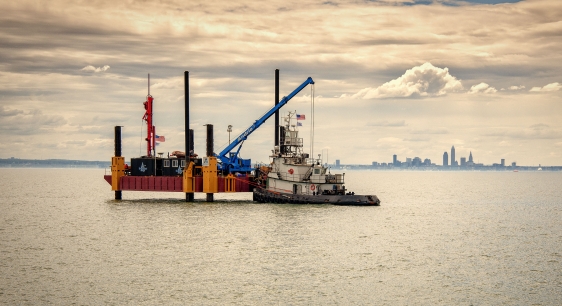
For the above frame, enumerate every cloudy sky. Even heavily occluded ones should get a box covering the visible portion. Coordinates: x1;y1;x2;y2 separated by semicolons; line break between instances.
1;0;561;166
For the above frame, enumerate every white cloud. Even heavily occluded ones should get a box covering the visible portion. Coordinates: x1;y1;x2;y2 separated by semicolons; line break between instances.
351;62;463;99
529;82;562;92
81;65;110;73
508;85;525;90
468;82;497;94
294;94;322;103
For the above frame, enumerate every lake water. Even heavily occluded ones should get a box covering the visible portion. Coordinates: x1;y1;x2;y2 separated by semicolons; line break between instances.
1;168;561;305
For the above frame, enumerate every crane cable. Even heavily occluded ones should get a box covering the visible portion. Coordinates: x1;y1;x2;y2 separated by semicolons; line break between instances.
310;84;314;161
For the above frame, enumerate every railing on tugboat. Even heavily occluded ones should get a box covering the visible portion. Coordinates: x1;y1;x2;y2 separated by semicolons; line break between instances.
275;172;345;184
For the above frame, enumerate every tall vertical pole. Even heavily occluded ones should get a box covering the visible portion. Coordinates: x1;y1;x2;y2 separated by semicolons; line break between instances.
274;69;279;147
206;124;214;157
185;71;190;159
189;129;194;156
185;71;194;202
114;126;122;200
206;124;214;202
115;126;122;159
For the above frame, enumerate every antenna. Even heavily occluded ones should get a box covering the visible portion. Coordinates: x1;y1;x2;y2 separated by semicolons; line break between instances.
148;73;150;95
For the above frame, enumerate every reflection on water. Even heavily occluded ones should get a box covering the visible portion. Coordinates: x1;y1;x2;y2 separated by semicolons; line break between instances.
1;169;561;304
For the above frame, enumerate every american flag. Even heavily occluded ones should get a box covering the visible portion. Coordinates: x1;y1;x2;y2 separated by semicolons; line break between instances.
155;135;166;142
296;114;305;120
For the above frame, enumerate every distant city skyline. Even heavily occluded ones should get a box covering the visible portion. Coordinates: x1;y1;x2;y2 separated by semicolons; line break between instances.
388;145;524;168
331;156;560;171
333;143;556;169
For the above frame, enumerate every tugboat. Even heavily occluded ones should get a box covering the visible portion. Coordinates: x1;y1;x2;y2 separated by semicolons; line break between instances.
253;112;380;206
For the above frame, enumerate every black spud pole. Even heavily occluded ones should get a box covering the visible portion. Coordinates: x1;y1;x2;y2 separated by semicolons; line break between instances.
185;71;194;202
114;125;122;200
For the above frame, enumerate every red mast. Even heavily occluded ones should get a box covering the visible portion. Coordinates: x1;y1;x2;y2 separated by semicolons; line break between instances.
142;74;154;157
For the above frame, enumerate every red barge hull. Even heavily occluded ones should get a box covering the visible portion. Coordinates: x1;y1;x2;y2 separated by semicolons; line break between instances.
104;175;251;193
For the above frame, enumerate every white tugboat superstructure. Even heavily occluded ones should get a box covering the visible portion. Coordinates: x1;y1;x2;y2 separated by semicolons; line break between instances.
253;112;380;206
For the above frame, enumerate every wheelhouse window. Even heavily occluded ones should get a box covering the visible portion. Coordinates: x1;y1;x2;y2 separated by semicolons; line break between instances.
164;160;170;167
172;160;178;167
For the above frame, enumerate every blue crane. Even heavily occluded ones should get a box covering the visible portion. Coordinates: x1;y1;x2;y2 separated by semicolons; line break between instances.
217;77;315;173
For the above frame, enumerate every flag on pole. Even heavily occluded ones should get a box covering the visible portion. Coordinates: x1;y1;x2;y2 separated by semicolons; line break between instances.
155;135;166;142
296;114;305;120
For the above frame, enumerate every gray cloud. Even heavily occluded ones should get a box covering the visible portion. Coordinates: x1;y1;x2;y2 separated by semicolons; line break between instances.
0;106;24;117
0;107;66;136
530;123;549;129
483;124;562;140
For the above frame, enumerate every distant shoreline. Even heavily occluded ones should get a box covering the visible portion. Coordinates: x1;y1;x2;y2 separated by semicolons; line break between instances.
0;158;110;169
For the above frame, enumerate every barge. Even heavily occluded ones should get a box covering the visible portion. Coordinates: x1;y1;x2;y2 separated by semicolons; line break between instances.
104;70;380;206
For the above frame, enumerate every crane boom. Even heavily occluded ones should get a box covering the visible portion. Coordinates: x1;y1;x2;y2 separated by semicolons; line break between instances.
217;77;314;172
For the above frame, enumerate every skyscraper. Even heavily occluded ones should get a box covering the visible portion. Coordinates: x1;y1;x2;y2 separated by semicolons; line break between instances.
451;145;456;166
393;154;397;166
443;151;448;166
